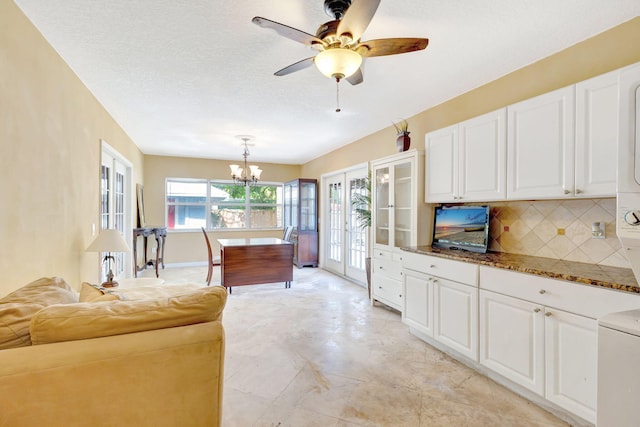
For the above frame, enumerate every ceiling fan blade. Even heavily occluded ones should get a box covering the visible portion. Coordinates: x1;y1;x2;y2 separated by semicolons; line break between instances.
347;67;364;85
252;17;325;47
337;0;381;41
356;38;429;57
274;57;316;76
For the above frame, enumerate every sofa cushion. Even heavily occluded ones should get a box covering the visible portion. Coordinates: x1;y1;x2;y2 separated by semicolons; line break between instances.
0;277;78;349
29;285;228;345
110;283;204;301
78;282;119;302
0;303;45;349
0;277;78;306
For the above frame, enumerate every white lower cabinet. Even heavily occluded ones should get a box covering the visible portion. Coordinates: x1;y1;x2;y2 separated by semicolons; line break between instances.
401;254;640;425
479;290;545;395
402;270;434;336
402;252;478;361
480;288;597;422
435;278;478;361
372;249;404;311
544;308;597;423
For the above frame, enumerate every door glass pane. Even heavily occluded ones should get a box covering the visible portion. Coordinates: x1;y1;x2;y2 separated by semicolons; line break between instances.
375;167;390;246
328;182;342;262
113;169;125;277
349;177;367;270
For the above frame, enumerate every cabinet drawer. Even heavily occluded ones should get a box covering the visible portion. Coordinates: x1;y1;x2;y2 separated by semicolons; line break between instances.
402;251;478;286
373;276;402;308
480;266;640;319
373;257;402;280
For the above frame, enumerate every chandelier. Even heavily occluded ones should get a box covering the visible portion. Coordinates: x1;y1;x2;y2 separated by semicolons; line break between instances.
229;135;262;186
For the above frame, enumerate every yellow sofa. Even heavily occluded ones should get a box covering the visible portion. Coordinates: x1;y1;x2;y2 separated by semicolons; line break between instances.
0;278;227;427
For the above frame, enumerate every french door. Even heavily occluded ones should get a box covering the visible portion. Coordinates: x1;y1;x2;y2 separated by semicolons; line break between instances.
99;141;133;281
322;165;368;285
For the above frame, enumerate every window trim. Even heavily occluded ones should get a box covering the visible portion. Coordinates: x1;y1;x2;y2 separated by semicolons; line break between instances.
165;177;284;231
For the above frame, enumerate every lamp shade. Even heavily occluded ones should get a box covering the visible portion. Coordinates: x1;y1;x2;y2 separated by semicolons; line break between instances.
315;48;362;79
86;229;130;253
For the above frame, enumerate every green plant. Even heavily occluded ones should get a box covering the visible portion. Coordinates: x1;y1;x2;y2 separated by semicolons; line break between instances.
351;173;371;229
392;119;409;134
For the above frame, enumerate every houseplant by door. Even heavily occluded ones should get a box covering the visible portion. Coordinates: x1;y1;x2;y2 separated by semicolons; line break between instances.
352;173;372;296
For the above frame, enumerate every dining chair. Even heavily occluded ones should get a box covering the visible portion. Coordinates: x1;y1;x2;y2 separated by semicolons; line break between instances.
201;227;214;286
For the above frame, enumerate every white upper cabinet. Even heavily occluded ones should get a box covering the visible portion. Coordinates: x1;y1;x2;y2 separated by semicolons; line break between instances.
425;108;506;203
425;125;458;202
459;109;507;201
575;70;619;197
507;86;576;200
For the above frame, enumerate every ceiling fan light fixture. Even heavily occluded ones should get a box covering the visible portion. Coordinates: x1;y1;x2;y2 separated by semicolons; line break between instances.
315;48;362;80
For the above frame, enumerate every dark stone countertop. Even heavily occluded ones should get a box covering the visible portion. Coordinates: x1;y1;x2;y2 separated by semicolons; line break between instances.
401;246;640;294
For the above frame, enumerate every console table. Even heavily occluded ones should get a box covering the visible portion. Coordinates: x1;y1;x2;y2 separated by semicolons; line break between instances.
218;238;293;293
133;227;167;277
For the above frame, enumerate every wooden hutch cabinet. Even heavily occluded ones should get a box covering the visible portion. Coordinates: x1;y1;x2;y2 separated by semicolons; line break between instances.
283;178;318;268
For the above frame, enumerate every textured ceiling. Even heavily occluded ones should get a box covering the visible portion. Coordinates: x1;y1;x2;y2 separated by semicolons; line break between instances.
13;0;640;164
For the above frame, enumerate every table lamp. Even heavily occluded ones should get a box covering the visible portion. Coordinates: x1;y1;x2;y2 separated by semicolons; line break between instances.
86;229;130;287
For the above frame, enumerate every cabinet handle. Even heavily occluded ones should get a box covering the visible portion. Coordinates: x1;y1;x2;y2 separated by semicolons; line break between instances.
564;189;571;195
388;204;394;208
378;286;382;289
432;279;438;284
430;264;436;268
576;189;583;194
539;289;546;294
379;266;383;270
545;312;552;317
534;308;541;313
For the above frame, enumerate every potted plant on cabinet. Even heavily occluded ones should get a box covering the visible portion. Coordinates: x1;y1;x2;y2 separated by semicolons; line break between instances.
393;119;411;152
352;173;372;296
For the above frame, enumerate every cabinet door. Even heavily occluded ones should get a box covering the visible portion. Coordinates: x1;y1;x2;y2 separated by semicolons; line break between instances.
392;159;413;248
479;290;545;395
507;86;575;200
299;180;317;231
545;308;597;423
402;270;434;337
434;278;478;361
459;108;507;201
425;125;458;203
373;165;391;247
575;70;618;198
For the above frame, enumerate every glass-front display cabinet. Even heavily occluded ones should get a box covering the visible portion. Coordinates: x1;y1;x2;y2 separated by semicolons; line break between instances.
372;155;415;250
283;178;318;267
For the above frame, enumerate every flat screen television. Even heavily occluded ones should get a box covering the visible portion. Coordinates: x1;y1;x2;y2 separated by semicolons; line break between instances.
432;205;490;253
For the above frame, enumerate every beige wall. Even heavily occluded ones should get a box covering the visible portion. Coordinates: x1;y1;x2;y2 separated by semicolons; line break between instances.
1;1;144;295
143;155;301;263
301;17;640;179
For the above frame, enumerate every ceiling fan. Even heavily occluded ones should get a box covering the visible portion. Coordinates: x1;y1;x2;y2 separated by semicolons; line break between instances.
252;0;429;85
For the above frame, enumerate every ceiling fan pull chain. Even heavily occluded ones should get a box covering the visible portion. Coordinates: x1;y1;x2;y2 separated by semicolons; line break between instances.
335;78;341;113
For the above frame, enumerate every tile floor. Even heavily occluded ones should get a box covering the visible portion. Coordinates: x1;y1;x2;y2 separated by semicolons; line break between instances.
150;266;571;427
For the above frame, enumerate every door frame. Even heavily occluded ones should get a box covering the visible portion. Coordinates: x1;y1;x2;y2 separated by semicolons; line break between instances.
320;162;368;284
100;139;134;280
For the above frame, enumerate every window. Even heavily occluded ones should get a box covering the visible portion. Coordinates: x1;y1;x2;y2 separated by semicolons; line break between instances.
166;178;283;230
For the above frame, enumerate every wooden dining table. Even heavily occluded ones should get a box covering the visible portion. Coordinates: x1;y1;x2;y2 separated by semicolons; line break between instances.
217;237;294;292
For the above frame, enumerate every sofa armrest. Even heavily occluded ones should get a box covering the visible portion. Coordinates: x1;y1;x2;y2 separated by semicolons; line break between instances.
0;321;224;427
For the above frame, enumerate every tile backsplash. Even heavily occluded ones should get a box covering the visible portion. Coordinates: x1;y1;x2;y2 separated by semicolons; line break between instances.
480;198;629;269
